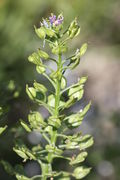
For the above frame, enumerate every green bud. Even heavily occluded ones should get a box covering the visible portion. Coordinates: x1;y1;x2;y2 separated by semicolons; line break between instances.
67;18;80;39
47;94;55;107
36;65;45;74
80;43;87;56
33;81;47;93
48;116;61;128
28;52;41;65
34;26;46;39
20;120;31;132
61;76;67;89
45;28;56;37
28;111;46;129
26;85;36;100
38;49;49;59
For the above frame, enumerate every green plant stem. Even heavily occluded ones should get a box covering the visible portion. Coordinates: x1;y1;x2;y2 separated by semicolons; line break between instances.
54;53;62;116
45;49;62;179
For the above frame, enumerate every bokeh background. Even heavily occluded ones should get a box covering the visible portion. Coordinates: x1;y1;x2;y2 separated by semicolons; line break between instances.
0;0;120;179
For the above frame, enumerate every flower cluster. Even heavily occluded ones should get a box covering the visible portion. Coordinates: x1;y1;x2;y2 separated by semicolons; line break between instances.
40;13;64;28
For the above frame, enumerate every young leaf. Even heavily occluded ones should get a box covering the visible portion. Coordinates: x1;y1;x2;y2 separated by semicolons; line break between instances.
79;135;94;150
70;152;88;165
13;147;28;160
73;166;91;179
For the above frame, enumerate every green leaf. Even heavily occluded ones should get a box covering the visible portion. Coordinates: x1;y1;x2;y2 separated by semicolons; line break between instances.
55;171;70;179
68;76;88;101
64;98;76;109
70;152;88;165
34;26;46;39
1;160;14;175
25;150;36;160
38;49;49;59
36;65;45;74
64;133;93;151
20;120;31;132
79;101;91;117
28;111;46;129
64;102;91;128
69;44;87;69
73;166;91;179
79;135;94;150
68;86;84;101
65;141;78;149
13;147;28;160
64;113;83;127
0;125;7;135
80;43;87;56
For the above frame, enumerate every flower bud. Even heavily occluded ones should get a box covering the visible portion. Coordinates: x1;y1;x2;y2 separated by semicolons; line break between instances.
67;18;80;39
34;26;46;39
38;49;49;60
26;85;36;100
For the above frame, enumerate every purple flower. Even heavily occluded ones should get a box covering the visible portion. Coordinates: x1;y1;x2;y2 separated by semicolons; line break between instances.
49;14;56;24
49;14;64;26
54;15;64;26
43;19;49;28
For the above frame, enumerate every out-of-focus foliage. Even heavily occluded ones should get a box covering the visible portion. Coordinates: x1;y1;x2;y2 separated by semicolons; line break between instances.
0;0;120;179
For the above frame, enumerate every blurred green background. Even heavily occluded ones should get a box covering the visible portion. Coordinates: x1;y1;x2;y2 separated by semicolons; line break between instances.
0;0;120;179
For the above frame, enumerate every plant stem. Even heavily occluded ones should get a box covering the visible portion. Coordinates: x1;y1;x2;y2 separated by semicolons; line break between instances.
46;49;62;178
54;53;62;116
